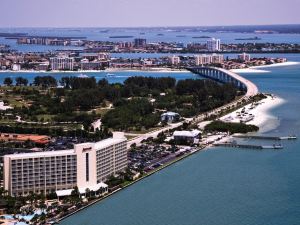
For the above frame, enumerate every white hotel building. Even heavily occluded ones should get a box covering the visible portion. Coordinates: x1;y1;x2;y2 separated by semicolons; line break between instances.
3;133;127;196
238;53;251;62
50;55;74;71
207;38;221;52
195;54;224;66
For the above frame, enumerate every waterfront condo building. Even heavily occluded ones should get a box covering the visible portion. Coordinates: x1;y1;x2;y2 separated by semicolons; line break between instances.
207;38;221;51
169;55;181;65
238;53;251;62
195;54;223;65
194;54;212;65
211;53;224;64
50;55;74;71
134;38;147;48
3;133;127;196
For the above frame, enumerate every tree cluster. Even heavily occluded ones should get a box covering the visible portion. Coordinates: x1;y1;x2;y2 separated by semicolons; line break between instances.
205;121;259;134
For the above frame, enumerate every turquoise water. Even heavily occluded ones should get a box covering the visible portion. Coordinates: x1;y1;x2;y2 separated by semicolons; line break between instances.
59;57;300;225
0;71;198;85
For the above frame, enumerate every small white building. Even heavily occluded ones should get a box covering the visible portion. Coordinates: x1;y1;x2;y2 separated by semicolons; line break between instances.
173;129;202;144
91;119;102;131
56;182;108;198
11;64;21;71
0;101;12;110
161;112;180;123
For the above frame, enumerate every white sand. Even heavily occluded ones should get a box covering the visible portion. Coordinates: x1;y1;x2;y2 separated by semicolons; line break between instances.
230;68;270;73
231;61;300;74
220;95;285;133
202;95;285;148
0;68;187;74
104;68;187;73
251;61;300;69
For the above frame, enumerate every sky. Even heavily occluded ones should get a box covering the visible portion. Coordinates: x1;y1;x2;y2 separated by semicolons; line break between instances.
0;0;299;27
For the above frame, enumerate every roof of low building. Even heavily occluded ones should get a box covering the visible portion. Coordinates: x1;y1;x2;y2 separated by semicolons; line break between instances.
161;111;180;116
56;182;108;197
173;129;202;138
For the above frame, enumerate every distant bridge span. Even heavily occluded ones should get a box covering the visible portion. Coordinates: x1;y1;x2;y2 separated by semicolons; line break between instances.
187;67;259;97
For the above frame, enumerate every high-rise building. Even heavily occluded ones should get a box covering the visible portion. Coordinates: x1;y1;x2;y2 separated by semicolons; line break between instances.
118;42;134;49
50;55;74;71
169;55;180;65
3;133;127;196
134;38;147;48
211;54;224;64
194;54;212;65
238;53;251;62
207;38;221;51
195;54;224;65
80;59;103;70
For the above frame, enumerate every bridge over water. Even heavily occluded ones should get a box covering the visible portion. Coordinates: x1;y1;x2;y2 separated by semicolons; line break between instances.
187;67;259;97
128;67;259;147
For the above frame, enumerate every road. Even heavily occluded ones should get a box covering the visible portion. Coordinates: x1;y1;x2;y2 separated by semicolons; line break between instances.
127;122;183;148
127;68;259;148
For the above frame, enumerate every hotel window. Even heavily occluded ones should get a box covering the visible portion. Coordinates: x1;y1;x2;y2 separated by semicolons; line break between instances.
86;153;89;182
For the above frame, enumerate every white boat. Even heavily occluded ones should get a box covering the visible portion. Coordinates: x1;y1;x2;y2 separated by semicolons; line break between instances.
106;73;116;77
240;115;254;123
262;144;283;149
279;136;297;140
77;74;89;78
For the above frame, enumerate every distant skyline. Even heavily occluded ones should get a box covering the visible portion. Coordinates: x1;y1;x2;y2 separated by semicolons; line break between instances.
1;0;299;27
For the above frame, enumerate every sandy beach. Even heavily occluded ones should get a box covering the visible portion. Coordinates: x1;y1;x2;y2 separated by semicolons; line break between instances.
0;68;187;74
231;61;300;73
230;68;270;73
0;61;298;74
251;61;300;68
104;67;187;73
220;95;285;133
201;95;285;147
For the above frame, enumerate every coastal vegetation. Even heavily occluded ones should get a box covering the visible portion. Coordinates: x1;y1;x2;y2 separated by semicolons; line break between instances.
205;121;259;134
1;75;240;135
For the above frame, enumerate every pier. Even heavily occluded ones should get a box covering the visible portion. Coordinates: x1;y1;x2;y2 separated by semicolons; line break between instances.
233;134;297;140
214;143;284;150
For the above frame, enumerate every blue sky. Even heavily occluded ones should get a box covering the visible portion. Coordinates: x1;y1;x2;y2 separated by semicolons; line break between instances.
1;0;299;27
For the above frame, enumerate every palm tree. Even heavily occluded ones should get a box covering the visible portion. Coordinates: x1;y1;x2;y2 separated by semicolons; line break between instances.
85;188;91;198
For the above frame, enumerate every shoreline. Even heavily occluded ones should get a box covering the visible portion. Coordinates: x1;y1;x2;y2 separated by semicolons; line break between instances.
57;145;206;223
57;95;285;223
0;68;187;74
1;61;299;75
220;94;285;133
246;95;285;133
231;61;300;73
2;65;285;224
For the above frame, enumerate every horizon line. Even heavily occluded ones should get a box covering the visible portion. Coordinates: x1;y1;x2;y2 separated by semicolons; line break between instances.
1;23;300;29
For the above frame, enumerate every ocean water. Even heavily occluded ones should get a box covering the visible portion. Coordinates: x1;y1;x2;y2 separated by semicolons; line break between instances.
0;70;199;85
1;27;300;52
58;56;300;225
